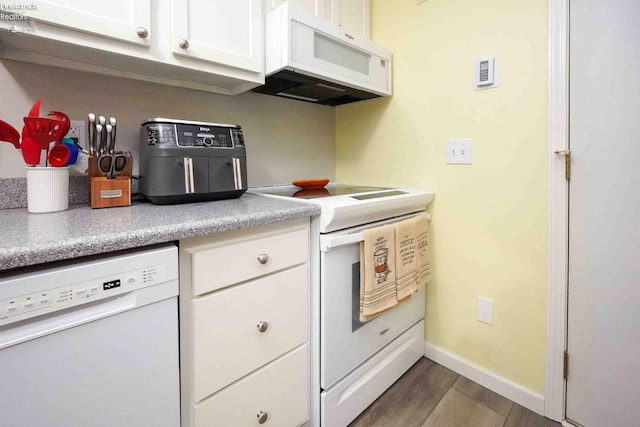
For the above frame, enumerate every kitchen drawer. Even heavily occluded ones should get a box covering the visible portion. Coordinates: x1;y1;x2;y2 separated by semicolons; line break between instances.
192;265;308;400
190;226;309;295
193;344;309;427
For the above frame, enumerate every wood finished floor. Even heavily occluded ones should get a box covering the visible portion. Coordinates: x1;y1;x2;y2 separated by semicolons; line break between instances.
349;357;561;427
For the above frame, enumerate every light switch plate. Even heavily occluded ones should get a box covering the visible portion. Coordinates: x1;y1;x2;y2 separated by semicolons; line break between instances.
446;138;472;164
477;296;494;325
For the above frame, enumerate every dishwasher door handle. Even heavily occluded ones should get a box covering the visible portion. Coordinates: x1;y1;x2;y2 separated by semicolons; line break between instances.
0;292;137;350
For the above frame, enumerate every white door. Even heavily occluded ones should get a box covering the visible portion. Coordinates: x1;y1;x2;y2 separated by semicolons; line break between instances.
566;1;640;425
171;0;262;72
10;0;151;45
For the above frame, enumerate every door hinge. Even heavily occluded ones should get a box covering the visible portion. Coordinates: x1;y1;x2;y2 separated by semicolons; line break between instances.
555;149;571;180
563;350;569;379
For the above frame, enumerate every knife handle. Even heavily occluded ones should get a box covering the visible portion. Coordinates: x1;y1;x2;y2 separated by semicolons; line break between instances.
87;114;96;155
95;124;103;156
105;125;113;154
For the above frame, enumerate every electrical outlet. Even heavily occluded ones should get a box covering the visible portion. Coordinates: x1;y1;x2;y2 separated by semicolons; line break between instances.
477;296;494;325
66;120;86;150
446;138;473;164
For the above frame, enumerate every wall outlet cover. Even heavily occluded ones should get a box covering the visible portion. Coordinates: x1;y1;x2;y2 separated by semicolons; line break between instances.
67;120;86;150
446;138;473;164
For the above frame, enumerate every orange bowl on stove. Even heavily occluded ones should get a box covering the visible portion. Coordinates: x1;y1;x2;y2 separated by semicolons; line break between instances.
292;178;330;189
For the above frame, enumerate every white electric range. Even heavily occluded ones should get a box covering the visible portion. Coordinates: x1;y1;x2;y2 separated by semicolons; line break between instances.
249;183;434;427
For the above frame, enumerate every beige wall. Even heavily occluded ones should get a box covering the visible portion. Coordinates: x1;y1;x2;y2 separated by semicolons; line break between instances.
336;0;548;393
0;59;335;185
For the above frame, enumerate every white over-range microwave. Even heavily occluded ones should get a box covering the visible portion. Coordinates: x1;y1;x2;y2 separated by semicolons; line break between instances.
252;2;392;106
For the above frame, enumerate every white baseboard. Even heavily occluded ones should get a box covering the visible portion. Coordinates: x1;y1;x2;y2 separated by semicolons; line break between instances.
424;342;545;415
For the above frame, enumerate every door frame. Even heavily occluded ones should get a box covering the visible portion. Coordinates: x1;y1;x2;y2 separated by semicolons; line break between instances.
546;0;569;422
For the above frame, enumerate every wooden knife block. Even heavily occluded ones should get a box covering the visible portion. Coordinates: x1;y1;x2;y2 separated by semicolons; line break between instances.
88;155;133;209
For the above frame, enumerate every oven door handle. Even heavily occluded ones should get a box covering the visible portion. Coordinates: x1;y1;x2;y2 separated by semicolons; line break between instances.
320;212;431;252
321;232;364;251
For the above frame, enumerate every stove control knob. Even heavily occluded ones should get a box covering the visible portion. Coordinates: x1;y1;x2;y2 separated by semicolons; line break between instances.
257;411;268;424
256;321;269;333
203;137;214;146
257;254;269;265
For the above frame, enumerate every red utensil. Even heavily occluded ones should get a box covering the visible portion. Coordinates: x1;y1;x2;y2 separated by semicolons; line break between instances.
46;112;71;167
0;119;21;149
23;117;64;148
28;99;42;117
48;144;70;167
47;111;70;143
21;137;42;166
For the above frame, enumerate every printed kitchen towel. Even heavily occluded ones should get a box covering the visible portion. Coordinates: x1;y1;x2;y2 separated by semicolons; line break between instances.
360;223;398;322
414;213;431;290
394;217;418;300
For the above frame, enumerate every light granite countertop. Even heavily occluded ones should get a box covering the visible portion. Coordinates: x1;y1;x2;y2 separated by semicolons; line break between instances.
0;194;319;272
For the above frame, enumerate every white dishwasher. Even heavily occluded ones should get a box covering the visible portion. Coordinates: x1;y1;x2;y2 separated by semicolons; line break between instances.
0;243;180;427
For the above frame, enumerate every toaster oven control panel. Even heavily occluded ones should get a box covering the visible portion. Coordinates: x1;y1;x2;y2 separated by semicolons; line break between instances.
145;122;245;149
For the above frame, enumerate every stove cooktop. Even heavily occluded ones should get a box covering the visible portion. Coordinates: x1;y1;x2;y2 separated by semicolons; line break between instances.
249;184;392;199
249;183;435;232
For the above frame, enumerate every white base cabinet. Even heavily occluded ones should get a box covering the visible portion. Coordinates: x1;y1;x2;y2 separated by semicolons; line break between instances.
0;0;263;95
180;218;311;427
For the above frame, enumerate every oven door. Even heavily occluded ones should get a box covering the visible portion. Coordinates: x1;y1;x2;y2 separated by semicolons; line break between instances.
319;213;426;390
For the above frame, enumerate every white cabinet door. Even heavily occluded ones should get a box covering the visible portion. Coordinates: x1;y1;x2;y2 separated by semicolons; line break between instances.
270;0;330;19
330;0;370;39
171;0;262;73
14;0;151;46
268;0;370;38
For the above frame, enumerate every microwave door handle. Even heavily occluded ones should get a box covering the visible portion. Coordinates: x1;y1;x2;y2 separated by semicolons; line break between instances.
321;232;364;251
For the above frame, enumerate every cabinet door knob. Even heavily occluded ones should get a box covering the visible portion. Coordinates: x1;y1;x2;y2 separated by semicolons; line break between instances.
179;39;190;49
256;321;269;333
257;254;269;265
257;410;268;424
136;27;149;39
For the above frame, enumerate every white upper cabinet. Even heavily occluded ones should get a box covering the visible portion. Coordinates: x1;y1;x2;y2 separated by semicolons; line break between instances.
10;0;152;46
330;0;371;39
267;0;370;38
0;0;264;94
269;0;330;20
171;0;262;72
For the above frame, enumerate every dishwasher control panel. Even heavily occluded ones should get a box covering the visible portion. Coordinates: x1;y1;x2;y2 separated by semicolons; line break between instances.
0;264;166;325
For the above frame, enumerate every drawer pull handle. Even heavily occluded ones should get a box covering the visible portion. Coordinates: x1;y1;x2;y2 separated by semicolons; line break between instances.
380;327;390;335
257;254;269;265
257;321;269;333
179;38;190;49
257;410;269;424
